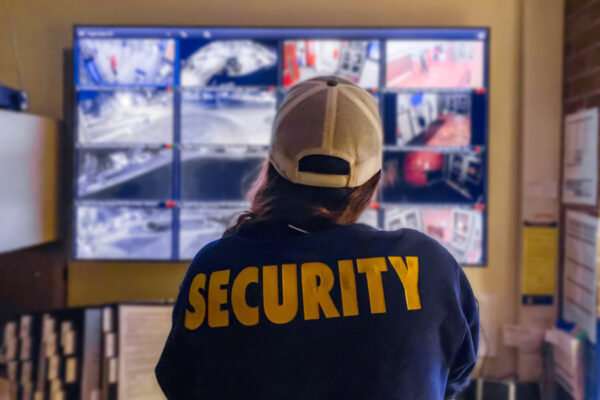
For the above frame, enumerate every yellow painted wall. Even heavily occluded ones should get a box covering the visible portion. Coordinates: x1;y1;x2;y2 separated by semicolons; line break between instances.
517;0;563;381
0;0;524;377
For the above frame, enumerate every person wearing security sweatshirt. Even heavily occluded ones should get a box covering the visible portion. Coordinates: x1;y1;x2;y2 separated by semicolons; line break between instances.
156;76;479;400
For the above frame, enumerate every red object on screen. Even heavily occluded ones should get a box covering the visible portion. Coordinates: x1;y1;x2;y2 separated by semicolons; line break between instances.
404;151;444;186
369;202;380;210
306;40;316;66
110;55;118;73
283;42;300;87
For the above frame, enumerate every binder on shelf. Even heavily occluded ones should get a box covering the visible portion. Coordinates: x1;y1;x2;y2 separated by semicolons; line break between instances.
58;308;85;400
2;318;19;399
35;312;58;400
21;313;41;400
80;308;102;400
100;305;117;400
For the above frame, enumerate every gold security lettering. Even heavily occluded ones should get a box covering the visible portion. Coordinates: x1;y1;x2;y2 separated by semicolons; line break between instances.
184;256;421;330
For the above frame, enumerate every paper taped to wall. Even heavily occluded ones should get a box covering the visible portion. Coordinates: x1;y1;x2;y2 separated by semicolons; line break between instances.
521;225;558;298
562;108;598;206
562;211;600;342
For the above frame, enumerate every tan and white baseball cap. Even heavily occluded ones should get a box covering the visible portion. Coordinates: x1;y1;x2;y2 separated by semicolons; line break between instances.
269;76;382;188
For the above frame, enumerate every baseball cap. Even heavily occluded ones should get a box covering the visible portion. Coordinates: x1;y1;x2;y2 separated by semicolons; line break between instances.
269;76;383;188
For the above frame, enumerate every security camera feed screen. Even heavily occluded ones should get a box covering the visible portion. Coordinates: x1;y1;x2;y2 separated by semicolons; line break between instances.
181;89;276;145
393;92;471;147
77;39;176;86
386;41;484;88
77;148;173;200
77;89;173;144
180;150;263;201
282;40;380;88
383;205;483;264
180;40;278;87
179;204;247;259
382;150;485;203
76;205;173;260
73;26;488;264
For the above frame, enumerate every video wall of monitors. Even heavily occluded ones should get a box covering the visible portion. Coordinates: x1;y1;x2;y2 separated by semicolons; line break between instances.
73;26;489;264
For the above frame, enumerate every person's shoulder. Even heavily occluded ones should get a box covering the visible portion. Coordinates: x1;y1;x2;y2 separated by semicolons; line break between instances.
379;228;464;293
376;227;460;266
186;234;242;271
345;224;437;245
384;226;442;247
353;224;435;244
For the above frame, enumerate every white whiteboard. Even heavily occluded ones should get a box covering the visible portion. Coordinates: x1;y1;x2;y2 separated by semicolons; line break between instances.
0;109;59;253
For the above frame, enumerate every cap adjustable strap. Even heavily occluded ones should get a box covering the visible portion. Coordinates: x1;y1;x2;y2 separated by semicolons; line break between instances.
298;155;350;175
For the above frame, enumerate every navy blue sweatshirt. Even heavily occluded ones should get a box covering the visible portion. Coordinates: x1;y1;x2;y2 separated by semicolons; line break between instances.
156;223;479;399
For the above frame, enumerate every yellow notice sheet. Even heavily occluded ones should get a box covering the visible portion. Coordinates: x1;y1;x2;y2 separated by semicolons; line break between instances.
521;226;558;295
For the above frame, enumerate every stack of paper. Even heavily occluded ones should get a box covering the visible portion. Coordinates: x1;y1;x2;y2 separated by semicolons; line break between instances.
545;327;585;400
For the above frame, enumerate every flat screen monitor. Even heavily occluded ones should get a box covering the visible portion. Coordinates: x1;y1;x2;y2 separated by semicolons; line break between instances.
73;26;489;265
